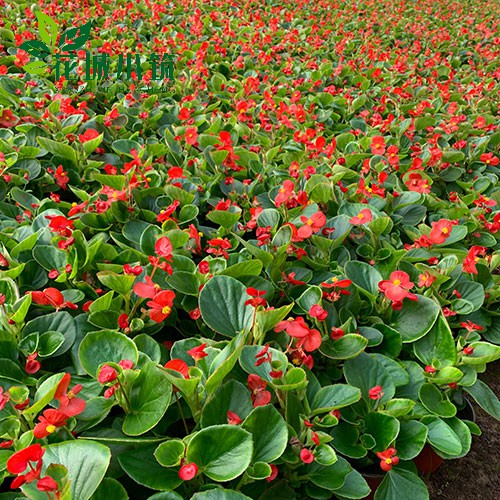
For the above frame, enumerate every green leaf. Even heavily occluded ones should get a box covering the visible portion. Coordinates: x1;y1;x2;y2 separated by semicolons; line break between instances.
28;440;110;500
395;420;428;460
242;405;288;463
425;417;462;456
92;174;125;190
311;384;361;415
23;311;76;357
330;469;370;499
330;423;366;459
419;383;457;417
206;334;245;394
23;373;65;416
35;11;59;46
344;261;382;297
37;137;76;164
154;440;185;467
123;361;172;436
363;412;400;452
391;295;440;342
308;456;352;491
90;478;128;500
33;245;67;271
344;353;395;404
461;341;500;365
464;379;500;419
207;210;241;228
191;491;251;500
221;260;263;278
199;276;254;337
239;346;287;385
201;380;252;428
320;334;368;360
186;424;253;481
79;330;139;377
436;417;471;459
97;271;136;296
413;314;456;366
119;445;182;491
374;469;429;500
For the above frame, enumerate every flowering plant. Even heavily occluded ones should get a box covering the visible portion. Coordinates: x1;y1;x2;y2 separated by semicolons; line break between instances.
0;0;499;499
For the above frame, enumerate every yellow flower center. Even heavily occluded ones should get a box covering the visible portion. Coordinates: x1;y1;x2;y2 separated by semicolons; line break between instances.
357;213;364;219
307;219;313;226
46;425;57;434
393;279;401;286
162;306;171;315
442;228;448;234
385;458;392;464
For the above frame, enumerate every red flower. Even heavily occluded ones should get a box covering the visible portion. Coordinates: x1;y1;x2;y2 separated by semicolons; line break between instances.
54;373;86;417
418;272;435;288
480;152;499;166
123;264;143;276
133;275;162;298
185;127;198;146
376;447;399;471
33;409;68;439
179;462;198;481
0;387;10;411
30;288;66;310
54;165;69;190
368;385;384;400
460;320;483;333
245;288;267;307
187;343;208;361
98;365;118;384
7;444;44;475
37;476;59;492
247;374;271;407
386;145;399;165
227;411;242;425
330;328;345;340
425;365;436;373
0;109;19;128
146;290;176;323
206;238;232;259
297;211;326;239
78;128;100;143
25;353;41;374
349;209;372;225
275;317;322;352
155;236;173;259
378;271;417;306
429;219;454;244
47;215;74;237
119;359;135;370
463;346;474;355
266;464;279;482
370;135;386;155
300;448;314;464
309;304;327;321
118;313;130;330
275;180;295;207
164;359;190;378
463;246;487;274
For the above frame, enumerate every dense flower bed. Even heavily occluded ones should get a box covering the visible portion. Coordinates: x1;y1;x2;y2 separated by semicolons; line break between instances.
0;0;499;499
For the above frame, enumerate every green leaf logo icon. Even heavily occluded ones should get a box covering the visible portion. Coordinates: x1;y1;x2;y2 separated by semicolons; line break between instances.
58;21;92;52
35;11;59;47
21;11;92;76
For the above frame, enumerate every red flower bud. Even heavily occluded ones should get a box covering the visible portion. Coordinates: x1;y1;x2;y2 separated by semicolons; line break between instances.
179;462;198;481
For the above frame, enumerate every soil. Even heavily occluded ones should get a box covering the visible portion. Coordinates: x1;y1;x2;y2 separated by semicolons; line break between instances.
426;360;500;500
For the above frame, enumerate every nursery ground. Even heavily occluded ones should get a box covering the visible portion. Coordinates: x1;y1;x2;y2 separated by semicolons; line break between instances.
427;361;500;500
